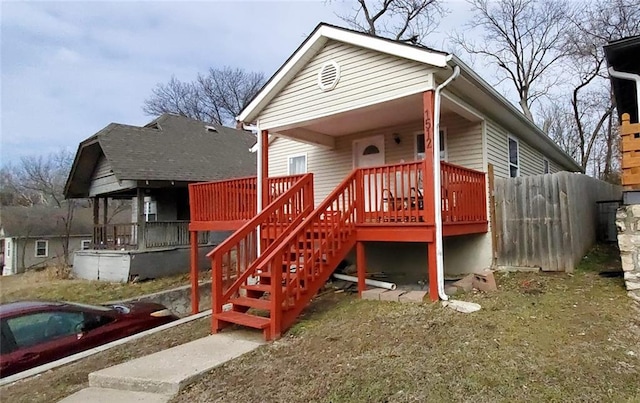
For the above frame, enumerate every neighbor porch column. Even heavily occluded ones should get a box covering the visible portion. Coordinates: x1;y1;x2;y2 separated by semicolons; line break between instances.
190;230;199;315
92;197;99;246
423;90;438;301
102;197;108;225
137;188;146;250
356;241;366;296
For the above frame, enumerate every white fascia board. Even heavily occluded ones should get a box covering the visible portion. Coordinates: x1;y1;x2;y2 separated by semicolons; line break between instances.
238;24;449;124
320;26;449;68
238;31;328;123
449;55;583;173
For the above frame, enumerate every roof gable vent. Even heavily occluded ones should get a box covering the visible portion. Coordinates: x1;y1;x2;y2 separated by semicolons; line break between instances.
317;61;340;92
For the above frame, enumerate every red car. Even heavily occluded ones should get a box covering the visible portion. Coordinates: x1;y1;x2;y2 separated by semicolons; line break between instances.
0;300;178;378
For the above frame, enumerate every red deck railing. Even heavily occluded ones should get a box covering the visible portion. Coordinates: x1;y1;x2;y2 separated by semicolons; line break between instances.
358;161;487;224
189;175;308;223
359;161;424;223
440;162;487;224
189;163;486;229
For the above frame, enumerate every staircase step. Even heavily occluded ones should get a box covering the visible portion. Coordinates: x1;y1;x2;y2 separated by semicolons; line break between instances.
214;311;270;329
230;296;272;311
242;283;286;293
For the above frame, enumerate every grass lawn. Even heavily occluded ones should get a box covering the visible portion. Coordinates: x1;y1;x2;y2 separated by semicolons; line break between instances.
173;244;640;403
0;269;210;305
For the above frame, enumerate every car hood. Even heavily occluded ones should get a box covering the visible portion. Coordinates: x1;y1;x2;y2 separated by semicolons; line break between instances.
107;301;171;316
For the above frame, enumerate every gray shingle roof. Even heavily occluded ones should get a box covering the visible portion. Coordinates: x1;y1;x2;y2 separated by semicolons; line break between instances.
102;114;256;182
66;114;257;198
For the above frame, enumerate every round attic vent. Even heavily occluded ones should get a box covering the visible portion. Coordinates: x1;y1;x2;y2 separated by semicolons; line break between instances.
317;61;340;91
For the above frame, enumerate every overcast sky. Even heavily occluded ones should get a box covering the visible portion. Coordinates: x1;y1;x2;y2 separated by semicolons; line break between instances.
1;1;478;166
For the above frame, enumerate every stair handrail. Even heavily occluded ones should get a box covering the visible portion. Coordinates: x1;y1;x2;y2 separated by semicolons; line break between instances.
260;170;359;337
209;173;314;317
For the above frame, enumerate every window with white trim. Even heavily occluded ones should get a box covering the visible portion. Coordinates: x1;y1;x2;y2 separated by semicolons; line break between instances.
35;240;48;258
543;158;550;174
508;137;520;178
288;154;307;175
81;240;91;250
144;197;157;222
416;129;447;161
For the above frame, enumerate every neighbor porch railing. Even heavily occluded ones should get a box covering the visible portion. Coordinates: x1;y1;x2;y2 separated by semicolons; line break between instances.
92;223;138;250
144;221;209;248
92;221;209;250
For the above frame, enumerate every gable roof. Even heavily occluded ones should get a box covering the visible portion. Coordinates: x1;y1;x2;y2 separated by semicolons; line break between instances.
0;206;93;238
605;35;640;123
238;22;582;173
65;114;257;198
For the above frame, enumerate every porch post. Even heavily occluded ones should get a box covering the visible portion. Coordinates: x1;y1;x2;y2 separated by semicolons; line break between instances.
189;230;199;315
137;188;146;250
423;90;439;301
92;197;99;246
356;241;366;296
261;130;269;209
102;197;108;225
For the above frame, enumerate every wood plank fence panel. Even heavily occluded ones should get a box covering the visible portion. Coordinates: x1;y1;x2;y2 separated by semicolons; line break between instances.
495;172;621;272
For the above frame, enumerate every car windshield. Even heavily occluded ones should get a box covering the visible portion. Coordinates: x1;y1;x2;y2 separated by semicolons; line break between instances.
64;302;114;312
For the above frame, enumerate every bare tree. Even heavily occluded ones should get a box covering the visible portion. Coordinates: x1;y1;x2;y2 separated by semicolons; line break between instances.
4;149;79;266
451;0;571;122
143;67;266;125
335;0;447;44
561;0;640;172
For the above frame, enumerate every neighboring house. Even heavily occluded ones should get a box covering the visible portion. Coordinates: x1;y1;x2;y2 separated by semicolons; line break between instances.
605;35;640;303
64;113;257;282
0;206;94;275
188;23;583;339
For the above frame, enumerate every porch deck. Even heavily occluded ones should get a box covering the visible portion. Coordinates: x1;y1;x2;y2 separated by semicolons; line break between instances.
189;161;488;239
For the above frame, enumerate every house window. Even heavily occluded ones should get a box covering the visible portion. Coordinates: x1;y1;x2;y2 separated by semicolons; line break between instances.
416;129;447;161
508;137;520;178
35;240;48;258
543;158;550;174
288;154;307;175
81;240;91;250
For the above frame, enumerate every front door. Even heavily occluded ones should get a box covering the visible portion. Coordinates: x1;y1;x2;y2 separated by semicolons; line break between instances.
2;238;13;275
353;135;385;168
353;136;385;212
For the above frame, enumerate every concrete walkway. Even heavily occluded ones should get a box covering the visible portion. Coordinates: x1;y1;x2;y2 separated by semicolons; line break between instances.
59;331;264;403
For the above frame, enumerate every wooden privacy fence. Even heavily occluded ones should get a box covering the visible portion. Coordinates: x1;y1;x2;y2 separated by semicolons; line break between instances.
494;172;621;272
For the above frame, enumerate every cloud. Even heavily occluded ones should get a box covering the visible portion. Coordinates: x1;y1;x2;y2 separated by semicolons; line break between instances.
0;0;473;166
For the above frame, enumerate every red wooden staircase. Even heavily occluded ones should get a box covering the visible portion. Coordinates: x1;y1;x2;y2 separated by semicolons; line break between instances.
209;171;358;340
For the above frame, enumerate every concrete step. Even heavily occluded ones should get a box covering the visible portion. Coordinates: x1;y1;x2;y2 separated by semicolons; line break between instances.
88;332;263;396
58;387;170;403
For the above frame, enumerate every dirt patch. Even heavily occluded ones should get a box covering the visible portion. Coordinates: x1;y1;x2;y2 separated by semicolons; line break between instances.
0;269;210;304
0;317;211;403
173;244;640;403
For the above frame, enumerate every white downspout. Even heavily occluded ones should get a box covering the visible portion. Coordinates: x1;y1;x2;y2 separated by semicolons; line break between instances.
608;67;640;119
433;65;460;301
255;122;263;256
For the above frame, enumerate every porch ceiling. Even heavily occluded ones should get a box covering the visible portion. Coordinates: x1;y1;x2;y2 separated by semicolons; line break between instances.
273;93;477;146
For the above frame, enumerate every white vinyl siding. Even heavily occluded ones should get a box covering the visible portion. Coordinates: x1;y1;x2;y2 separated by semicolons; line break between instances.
269;117;483;205
486;118;567;178
258;40;434;129
440;115;483;171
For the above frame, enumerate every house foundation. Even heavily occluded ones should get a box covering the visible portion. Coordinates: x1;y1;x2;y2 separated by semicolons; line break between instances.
616;204;640;304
